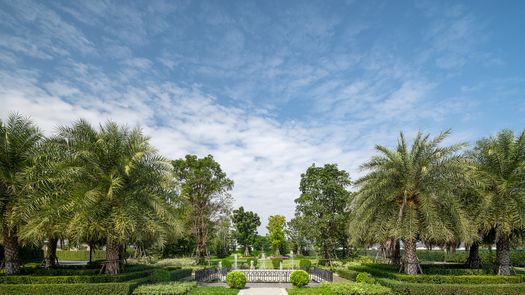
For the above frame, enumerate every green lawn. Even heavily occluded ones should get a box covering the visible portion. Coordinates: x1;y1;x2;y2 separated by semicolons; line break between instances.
187;286;239;295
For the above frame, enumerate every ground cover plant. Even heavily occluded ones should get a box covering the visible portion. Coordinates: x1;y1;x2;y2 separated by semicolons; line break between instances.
132;282;196;295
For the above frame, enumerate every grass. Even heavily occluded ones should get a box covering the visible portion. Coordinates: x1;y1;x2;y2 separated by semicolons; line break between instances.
187;286;239;295
133;282;196;295
287;288;337;295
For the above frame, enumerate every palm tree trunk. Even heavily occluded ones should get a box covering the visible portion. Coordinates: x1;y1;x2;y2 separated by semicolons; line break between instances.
496;234;510;275
3;228;21;275
392;239;401;265
45;237;58;268
403;238;419;275
105;239;121;274
467;242;481;269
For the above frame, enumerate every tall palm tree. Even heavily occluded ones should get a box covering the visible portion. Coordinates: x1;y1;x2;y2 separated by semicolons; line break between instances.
0;114;43;274
350;130;472;274
470;129;525;275
58;120;175;274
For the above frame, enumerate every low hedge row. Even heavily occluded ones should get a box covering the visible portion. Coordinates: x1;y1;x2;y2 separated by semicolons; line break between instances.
321;282;392;295
347;264;524;284
378;278;525;295
0;270;152;284
55;250;106;261
336;269;358;281
0;277;148;295
133;282;196;295
170;268;192;281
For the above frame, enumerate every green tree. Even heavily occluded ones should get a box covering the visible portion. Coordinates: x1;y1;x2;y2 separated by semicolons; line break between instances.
350;131;471;274
0;114;43;274
294;164;351;260
232;207;260;256
59;120;175;274
253;235;270;254
287;216;311;256
172;155;233;264
267;215;286;256
470;129;525;275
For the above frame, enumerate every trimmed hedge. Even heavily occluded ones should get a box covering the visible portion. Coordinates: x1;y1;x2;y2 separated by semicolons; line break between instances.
133;282;196;295
0;277;147;295
347;264;525;284
299;259;312;270
170;268;193;281
272;258;283;269
378;278;525;295
0;270;152;284
226;271;246;289
55;250;106;261
290;270;310;287
336;269;358;281
321;282;392;295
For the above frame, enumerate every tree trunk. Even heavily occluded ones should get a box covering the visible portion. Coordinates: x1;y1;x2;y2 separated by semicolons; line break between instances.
88;242;93;263
3;228;21;275
467;242;481;269
105;239;121;274
496;234;510;275
45;238;58;268
244;245;250;257
275;246;280;256
403;238;419;275
392;239;401;265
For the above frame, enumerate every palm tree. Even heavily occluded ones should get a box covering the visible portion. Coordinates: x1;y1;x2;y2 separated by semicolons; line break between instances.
470;129;525;275
58;120;175;274
350;130;472;274
0;114;43;274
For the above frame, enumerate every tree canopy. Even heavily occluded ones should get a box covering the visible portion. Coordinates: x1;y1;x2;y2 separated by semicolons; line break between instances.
232;206;260;256
266;215;286;256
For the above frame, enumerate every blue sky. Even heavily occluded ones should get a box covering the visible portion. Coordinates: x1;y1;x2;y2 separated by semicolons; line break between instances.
1;0;524;231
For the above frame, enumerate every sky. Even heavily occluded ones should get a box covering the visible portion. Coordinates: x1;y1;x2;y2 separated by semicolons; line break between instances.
1;0;524;233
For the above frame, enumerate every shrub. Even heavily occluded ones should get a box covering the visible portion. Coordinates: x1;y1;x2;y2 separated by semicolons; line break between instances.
378;278;525;295
221;259;233;269
321;282;392;295
290;270;310;287
336;269;358;281
55;250;106;261
287;288;337;295
0;270;152;284
170;268;193;281
133;282;196;295
272;258;283;269
0;278;147;295
187;286;239;295
149;269;171;283
299;259;312;270
226;271;246;289
356;272;375;284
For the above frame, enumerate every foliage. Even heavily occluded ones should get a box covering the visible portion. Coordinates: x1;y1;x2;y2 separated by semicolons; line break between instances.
0;270;152;284
294;164;351;259
225;271;246;289
170;269;193;281
287;288;337;295
0;114;43;274
0;278;147;295
356;272;375;284
470;129;525;274
155;258;196;268
272;258;283;269
336;269;358;281
221;258;233;268
267;215;286;255
290;270;310;287
133;282;196;295
232;207;260;256
246;257;258;268
253;235;271;253
54;250;106;261
321;282;393;295
350;130;471;274
299;259;312;270
149;269;171;283
211;216;234;258
378;278;525;295
173;154;233;264
187;286;239;295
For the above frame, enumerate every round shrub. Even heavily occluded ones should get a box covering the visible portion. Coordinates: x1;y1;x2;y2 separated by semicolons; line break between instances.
299;259;312;270
272;258;283;269
226;271;247;289
290;270;309;287
356;272;375;284
221;258;232;269
149;269;171;283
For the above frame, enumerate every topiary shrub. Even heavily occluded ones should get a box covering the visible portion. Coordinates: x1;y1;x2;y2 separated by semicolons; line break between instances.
356;272;375;284
299;259;312;270
272;258;283;269
226;271;247;289
149;269;171;283
290;270;309;288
